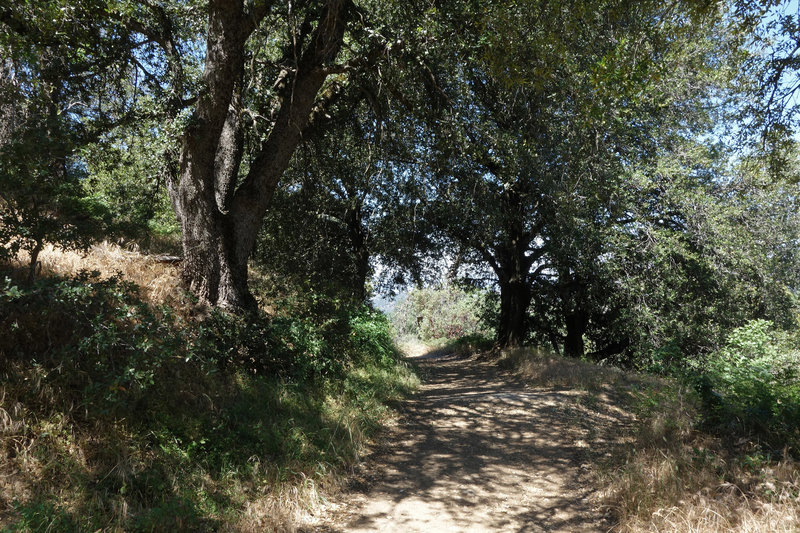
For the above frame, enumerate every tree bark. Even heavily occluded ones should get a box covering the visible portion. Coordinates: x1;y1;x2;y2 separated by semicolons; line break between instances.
345;200;370;303
494;187;536;348
169;0;351;309
27;239;42;285
563;310;588;358
497;276;532;347
170;0;250;309
559;272;589;357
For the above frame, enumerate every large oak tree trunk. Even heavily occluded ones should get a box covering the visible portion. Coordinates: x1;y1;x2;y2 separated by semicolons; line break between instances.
173;167;253;308
563;310;588;357
495;234;535;347
168;0;350;309
497;277;532;347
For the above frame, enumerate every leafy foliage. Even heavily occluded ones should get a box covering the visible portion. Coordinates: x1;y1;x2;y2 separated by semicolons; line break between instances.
391;286;493;343
695;320;800;453
391;0;754;351
603;157;800;370
3;0;800;530
83;117;179;239
0;0;133;279
0;131;111;278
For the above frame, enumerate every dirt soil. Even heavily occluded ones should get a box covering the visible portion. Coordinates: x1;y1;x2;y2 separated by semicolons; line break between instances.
306;345;629;533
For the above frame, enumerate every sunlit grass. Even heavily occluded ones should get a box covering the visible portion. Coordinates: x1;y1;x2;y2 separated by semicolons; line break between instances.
9;241;187;308
503;346;800;533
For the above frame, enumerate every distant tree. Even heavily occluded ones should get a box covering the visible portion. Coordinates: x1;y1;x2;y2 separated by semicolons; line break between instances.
417;0;739;349
391;285;492;342
0;109;110;283
82;115;179;241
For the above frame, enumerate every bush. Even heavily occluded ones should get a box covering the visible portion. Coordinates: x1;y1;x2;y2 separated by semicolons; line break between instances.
391;286;493;342
697;319;800;453
1;273;185;403
0;273;417;531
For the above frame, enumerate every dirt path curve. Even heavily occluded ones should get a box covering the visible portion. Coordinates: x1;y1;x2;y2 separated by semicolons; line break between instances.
308;347;614;533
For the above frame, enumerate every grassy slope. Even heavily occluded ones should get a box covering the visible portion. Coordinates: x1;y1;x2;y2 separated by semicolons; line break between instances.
499;347;800;533
0;244;418;532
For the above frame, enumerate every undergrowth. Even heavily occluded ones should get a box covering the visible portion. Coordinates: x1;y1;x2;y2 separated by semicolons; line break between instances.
690;319;800;455
0;270;418;532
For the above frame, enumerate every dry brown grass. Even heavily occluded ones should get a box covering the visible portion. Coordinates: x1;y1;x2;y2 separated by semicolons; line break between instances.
225;475;340;533
596;368;800;533
0;390;32;523
600;412;800;533
499;346;650;393
503;347;800;533
0;362;338;533
9;242;188;308
604;446;800;533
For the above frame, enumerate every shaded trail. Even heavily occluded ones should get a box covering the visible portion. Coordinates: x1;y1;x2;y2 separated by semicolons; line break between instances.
309;349;615;533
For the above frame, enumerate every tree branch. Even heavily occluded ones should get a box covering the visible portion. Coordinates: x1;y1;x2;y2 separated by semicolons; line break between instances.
231;0;351;261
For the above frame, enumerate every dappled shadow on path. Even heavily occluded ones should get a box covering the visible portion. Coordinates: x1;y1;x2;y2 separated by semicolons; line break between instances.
308;349;614;533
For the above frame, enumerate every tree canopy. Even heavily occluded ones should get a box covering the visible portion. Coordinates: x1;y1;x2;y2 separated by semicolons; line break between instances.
2;0;799;363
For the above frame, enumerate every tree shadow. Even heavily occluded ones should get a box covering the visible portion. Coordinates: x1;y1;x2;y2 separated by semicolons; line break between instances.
309;351;620;532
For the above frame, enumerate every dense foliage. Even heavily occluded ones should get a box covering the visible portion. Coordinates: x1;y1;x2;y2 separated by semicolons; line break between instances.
0;272;415;530
0;1;124;281
693;319;800;452
391;286;493;343
2;0;798;358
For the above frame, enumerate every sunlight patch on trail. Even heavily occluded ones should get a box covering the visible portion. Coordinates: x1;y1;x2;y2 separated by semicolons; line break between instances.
309;351;624;533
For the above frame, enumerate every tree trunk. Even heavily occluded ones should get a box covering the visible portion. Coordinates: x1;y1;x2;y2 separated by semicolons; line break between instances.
351;231;370;303
559;272;588;358
173;174;254;309
497;277;532;347
345;200;370;302
492;186;537;348
169;0;350;309
27;239;42;285
167;0;248;308
563;310;588;358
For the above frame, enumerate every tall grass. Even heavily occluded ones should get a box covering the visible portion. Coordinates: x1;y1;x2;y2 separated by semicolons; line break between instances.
7;242;187;309
502;347;800;533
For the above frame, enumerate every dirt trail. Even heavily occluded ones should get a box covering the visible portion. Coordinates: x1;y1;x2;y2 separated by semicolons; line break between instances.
309;347;617;533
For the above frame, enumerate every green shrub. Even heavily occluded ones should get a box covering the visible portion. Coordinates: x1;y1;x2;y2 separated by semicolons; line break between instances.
697;319;800;453
1;273;186;405
0;273;417;531
197;310;343;380
391;286;493;342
